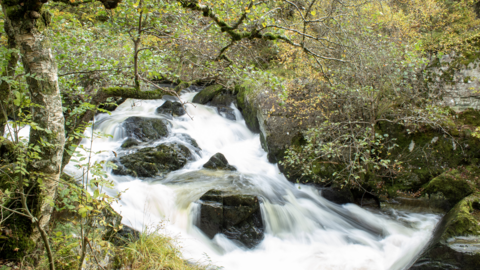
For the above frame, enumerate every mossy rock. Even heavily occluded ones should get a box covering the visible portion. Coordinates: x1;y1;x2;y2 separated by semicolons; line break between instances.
443;193;480;239
112;143;191;178
210;92;236;107
457;108;480;127
411;193;480;269
192;85;223;104
121;137;140;148
0;214;35;260
235;85;260;133
122;116;169;142
423;166;480;207
376;121;480;197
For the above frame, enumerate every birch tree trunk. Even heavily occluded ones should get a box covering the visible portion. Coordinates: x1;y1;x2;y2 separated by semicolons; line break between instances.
3;6;65;244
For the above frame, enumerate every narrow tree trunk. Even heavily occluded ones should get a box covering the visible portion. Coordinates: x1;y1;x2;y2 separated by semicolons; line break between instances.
6;12;65;244
0;19;19;136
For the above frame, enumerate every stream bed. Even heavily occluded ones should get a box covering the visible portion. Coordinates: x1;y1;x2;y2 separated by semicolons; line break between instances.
65;89;440;270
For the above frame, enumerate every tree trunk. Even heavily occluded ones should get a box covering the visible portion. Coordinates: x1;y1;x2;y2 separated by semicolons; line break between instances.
0;18;19;136
5;11;65;244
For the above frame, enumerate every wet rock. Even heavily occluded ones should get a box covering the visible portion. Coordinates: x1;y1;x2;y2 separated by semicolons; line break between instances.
176;133;200;149
192;85;224;104
203;153;236;171
197;190;264;248
155;100;186;116
121;137;140;148
123;116;169;142
217;106;236;121
320;187;354;205
112;143;191;178
411;193;480;270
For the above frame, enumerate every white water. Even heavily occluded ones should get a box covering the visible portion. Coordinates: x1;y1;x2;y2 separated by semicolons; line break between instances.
64;90;440;270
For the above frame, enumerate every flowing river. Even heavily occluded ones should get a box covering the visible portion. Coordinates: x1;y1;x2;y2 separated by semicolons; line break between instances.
64;89;440;270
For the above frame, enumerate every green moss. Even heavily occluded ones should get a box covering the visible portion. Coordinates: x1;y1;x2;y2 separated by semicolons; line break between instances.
235;85;260;133
458;109;480;127
102;87;165;100
0;188;35;260
192;84;223;104
442;193;480;240
424;166;479;205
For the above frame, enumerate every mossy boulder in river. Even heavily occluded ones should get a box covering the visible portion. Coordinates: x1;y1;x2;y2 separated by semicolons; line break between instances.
411;193;480;270
203;153;236;171
197;190;264;248
122;116;169;142
192;84;224;104
112;143;191;178
121;137;140;149
155;100;186;117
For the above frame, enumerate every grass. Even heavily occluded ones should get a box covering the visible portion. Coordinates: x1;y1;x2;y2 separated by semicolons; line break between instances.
116;228;209;270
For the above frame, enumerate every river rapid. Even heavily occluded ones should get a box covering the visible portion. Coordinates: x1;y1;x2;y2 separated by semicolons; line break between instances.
64;89;440;270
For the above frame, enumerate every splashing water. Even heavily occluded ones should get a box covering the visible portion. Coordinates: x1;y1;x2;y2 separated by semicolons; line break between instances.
64;90;439;270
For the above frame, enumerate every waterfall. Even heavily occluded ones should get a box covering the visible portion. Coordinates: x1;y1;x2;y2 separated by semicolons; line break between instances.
64;89;439;270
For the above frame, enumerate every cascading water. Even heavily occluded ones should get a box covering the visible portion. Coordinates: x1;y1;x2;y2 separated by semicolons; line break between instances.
64;89;440;270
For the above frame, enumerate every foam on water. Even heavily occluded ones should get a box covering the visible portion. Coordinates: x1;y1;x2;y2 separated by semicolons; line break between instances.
64;90;440;270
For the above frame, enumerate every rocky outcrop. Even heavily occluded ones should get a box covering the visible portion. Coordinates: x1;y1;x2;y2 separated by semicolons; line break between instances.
235;85;306;168
203;153;236;171
122;116;169;142
155;100;186;116
411;193;480;270
434;53;480;111
112;143;192;178
197;190;264;248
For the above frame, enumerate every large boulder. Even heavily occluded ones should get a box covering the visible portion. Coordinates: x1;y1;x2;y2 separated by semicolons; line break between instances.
122;116;169;142
423;166;479;208
203;153;236;171
155;100;186;116
197;190;264;248
112;143;191;178
411;193;480;270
